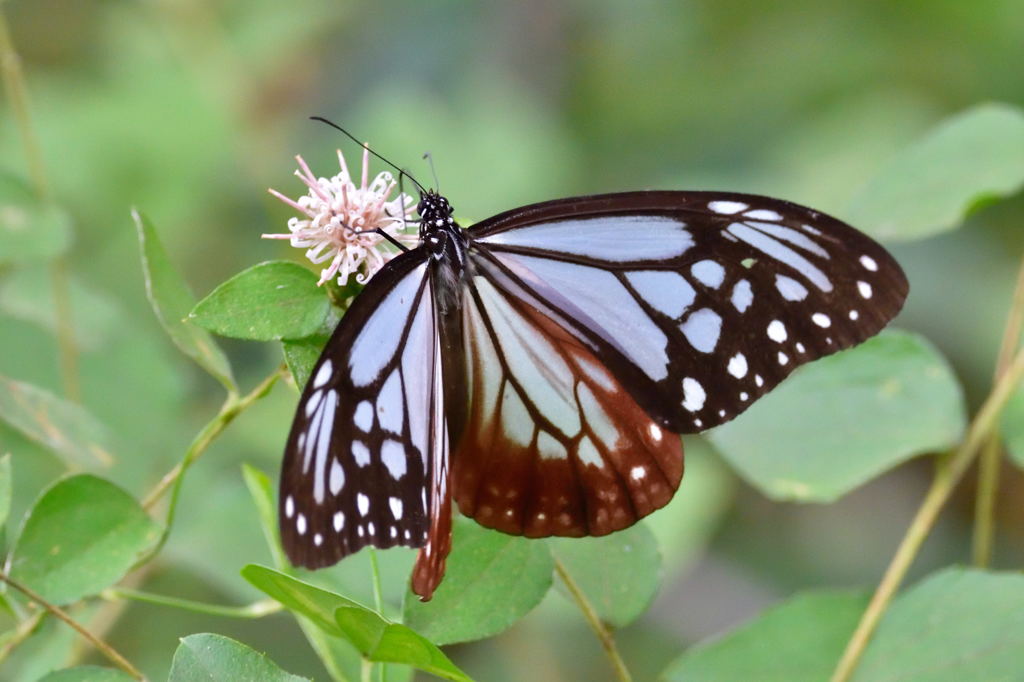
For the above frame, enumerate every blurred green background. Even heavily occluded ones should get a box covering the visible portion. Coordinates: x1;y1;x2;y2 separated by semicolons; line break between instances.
1;0;1022;680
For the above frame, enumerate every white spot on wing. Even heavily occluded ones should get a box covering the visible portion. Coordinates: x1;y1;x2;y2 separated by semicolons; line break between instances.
285;496;294;518
680;308;722;353
389;497;404;519
745;209;782;221
682;377;706;412
812;313;831;328
858;281;873;298
333;511;344;531
767;319;787;343
353;401;373;432
731;279;753;312
849;310;859;320
728;352;748;378
381;439;406;479
860;255;879;271
352;441;371;467
296;514;307;536
313;359;333;388
630;466;647;481
626;270;695;319
648;423;663;441
778;351;789;365
314;533;323;546
329;458;345;495
775;274;808;301
691;260;725;289
709;200;748;214
357;493;370;517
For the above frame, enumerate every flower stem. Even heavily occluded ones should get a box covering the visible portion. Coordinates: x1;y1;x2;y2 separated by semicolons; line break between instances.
554;558;633;682
0;572;145;680
831;347;1024;682
102;587;281;619
971;256;1024;567
142;364;283;511
0;10;79;402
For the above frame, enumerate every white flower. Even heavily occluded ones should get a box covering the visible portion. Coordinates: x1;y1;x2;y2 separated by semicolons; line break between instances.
263;148;417;285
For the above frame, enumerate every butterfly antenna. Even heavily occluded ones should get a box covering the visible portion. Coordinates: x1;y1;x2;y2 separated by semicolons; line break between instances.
422;152;440;193
310;116;427;195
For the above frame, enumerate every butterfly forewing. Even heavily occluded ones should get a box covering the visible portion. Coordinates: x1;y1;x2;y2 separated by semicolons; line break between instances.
279;250;443;575
467;191;908;434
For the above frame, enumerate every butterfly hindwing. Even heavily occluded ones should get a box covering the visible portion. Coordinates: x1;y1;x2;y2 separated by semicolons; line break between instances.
468;191;908;434
451;263;683;538
279;249;447;579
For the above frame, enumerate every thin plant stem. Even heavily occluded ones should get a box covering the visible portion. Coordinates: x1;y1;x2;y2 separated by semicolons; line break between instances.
554;558;633;682
972;256;1024;566
0;572;145;680
831;347;1024;682
142;364;283;512
102;587;281;619
0;10;79;402
0;611;45;665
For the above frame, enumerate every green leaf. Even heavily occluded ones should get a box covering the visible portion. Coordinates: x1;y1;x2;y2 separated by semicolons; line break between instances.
854;568;1024;681
662;591;868;681
281;334;329;390
168;633;309;682
36;665;137;681
709;330;965;502
549;523;661;628
846;102;1024;241
189;261;331;341
241;564;362;638
0;375;118;468
242;566;471;682
0;453;10;529
334;608;473;682
403;516;553;645
1001;384;1024;470
0;268;120;352
0;172;73;264
132;209;236;392
9;475;162;605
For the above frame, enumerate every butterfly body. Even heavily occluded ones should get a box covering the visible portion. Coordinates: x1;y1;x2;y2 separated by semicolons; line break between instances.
279;189;908;600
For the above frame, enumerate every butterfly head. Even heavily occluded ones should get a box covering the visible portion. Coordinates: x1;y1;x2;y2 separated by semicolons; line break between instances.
416;191;455;229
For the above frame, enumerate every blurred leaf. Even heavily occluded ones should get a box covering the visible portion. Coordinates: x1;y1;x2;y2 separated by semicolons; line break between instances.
0;172;72;264
9;475;161;605
242;464;286;568
710;331;965;502
243;566;468;681
36;666;136;681
168;633;308;682
855;568;1024;681
846;102;1024;241
189;261;330;341
0;375;118;468
334;607;472;682
0;453;10;529
281;334;329;390
0;269;120;352
661;591;867;681
644;437;735;574
549;523;660;628
1001;385;1024;469
132;209;236;392
404;516;553;645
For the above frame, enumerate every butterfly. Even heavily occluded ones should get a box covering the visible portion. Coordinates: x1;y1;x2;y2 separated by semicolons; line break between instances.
278;181;907;601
